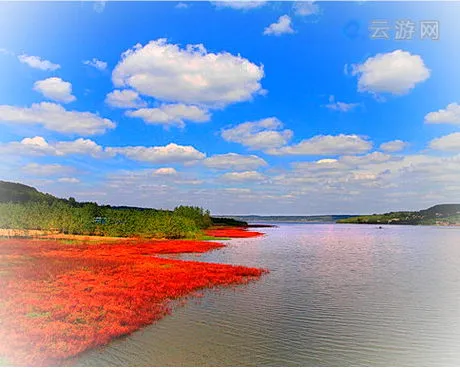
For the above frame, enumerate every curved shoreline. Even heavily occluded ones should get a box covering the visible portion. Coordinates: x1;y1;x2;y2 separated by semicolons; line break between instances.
0;227;267;366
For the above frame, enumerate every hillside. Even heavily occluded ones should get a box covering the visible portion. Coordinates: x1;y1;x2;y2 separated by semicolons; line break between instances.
0;180;247;231
338;204;460;225
0;180;62;204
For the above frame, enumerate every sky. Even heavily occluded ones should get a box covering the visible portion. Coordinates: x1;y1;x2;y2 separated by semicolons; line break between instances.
0;1;459;215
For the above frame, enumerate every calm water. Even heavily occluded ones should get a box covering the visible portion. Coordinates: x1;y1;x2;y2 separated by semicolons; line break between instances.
77;224;460;366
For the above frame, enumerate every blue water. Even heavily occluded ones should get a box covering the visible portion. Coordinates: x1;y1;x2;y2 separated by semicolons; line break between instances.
78;224;460;366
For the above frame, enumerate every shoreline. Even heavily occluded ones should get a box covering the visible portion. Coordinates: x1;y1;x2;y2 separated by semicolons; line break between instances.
0;225;265;241
0;227;267;366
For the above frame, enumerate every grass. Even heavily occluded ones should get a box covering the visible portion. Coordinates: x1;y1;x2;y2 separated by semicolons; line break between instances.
204;227;264;238
0;356;11;366
197;235;232;241
0;227;266;366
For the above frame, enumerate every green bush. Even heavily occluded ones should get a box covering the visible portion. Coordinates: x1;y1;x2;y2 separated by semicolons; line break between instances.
0;202;211;239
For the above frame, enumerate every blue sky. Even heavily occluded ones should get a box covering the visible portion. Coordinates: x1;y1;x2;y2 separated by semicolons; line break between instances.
0;1;459;215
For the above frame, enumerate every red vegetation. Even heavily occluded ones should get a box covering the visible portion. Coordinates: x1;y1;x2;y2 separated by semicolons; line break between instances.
204;227;264;238
0;237;266;366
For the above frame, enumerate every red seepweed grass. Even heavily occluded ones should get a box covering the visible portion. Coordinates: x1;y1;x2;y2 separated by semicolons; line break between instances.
0;231;267;366
204;227;264;238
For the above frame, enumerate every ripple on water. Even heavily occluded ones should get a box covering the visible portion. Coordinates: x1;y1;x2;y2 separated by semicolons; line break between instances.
77;224;460;366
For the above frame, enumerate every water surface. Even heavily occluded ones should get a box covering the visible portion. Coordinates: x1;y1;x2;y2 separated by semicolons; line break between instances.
77;224;460;366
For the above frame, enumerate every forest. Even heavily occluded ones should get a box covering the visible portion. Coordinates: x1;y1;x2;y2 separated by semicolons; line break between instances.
0;180;247;238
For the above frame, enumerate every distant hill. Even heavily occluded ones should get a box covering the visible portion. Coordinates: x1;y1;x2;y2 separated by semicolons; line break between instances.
0;180;62;204
218;215;357;224
338;204;460;225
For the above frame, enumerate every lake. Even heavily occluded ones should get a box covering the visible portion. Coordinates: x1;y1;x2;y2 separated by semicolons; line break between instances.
77;224;460;366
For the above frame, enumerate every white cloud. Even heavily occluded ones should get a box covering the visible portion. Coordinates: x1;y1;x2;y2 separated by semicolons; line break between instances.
263;15;295;36
224;188;251;194
107;168;203;186
212;1;266;9
203;153;267;170
7;136;55;156
424;103;460;125
83;58;107;71
268;134;372;156
112;39;265;107
18;54;60;71
325;95;359;112
58;177;80;183
0;102;115;135
293;1;319;16
0;136;105;158
106;143;205;164
153;167;178;175
340;151;395;166
54;138;105;157
175;2;189;8
22;163;74;176
105;89;146;108
33;77;76;103
126;104;210;127
221;117;293;150
93;1;106;13
220;171;265;182
351;50;430;95
291;152;396;175
429;133;460;152
380;140;408;152
266;151;460;213
317;158;338;164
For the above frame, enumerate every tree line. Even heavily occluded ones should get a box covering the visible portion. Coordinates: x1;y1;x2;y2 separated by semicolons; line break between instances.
0;201;212;239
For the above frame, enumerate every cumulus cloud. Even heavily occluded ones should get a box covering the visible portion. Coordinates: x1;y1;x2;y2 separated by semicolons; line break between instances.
429;133;460;152
93;1;106;13
380;140;408;152
112;39;265;107
325;95;359;112
18;54;60;71
268;134;372;156
339;151;395;166
263;15;295;36
33;77;76;103
54;138;105;157
106;143;205;164
290;152;396;176
104;168;204;200
0;136;106;158
126;104;210;127
203;153;267;170
293;1;319;16
22;163;74;176
0;136;55;157
175;2;189;9
83;58;107;71
267;151;460;213
221;117;293;150
351;50;430;95
212;1;266;9
58;177;80;183
424;103;460;125
153;167;178;175
220;171;265;182
105;90;146;108
0;102;115;135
